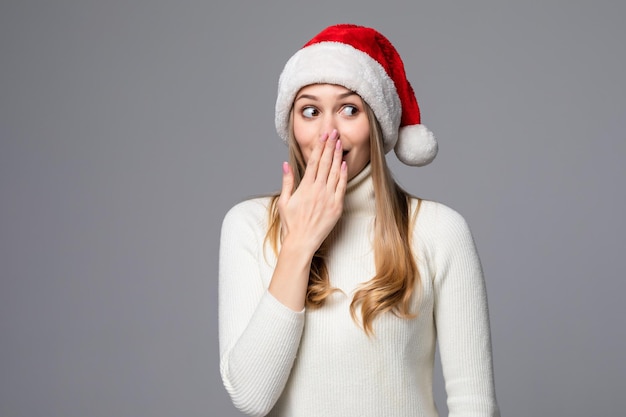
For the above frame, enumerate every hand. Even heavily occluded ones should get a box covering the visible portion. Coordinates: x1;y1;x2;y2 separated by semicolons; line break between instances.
277;129;348;255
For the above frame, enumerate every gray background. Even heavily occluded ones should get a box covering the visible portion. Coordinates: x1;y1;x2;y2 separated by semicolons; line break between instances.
1;1;624;416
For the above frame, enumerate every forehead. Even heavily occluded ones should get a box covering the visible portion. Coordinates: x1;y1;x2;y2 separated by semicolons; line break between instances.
296;83;359;99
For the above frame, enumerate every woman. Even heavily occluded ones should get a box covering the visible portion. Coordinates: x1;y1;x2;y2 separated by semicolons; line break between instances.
219;24;500;417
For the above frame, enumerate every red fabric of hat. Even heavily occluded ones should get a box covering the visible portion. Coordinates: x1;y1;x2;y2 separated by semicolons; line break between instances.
275;24;437;166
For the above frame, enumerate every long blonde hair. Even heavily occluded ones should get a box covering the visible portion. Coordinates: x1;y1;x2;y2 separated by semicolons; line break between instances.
266;103;421;335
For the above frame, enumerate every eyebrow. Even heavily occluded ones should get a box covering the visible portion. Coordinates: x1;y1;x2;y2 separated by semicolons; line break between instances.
295;91;358;102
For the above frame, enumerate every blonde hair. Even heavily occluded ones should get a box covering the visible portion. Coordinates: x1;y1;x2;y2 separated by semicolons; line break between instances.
266;102;420;335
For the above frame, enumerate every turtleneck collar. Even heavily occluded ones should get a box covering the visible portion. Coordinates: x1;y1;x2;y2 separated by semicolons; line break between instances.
342;163;376;217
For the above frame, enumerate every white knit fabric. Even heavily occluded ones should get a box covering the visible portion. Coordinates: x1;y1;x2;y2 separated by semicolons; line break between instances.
219;165;500;417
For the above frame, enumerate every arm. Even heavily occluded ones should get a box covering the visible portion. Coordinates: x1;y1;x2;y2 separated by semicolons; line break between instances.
432;206;500;417
219;202;306;417
219;130;347;416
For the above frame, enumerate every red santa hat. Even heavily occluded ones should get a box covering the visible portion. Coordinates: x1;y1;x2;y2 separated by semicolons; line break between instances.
275;24;437;166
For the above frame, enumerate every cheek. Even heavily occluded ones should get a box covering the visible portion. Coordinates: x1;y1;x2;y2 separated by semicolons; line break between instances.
352;121;371;154
293;122;315;160
298;146;312;163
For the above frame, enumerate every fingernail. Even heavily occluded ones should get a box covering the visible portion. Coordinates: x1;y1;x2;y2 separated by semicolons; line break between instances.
330;129;338;140
341;161;347;171
336;139;342;150
282;161;289;174
319;133;329;142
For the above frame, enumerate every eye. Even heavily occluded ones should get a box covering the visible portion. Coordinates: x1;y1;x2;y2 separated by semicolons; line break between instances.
341;105;359;117
301;106;319;118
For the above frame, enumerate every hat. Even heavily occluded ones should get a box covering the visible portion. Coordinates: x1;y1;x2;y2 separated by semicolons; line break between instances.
275;24;437;166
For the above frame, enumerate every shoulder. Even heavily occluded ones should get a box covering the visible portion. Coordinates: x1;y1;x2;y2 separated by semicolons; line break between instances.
410;198;471;233
221;196;275;236
409;198;477;252
409;198;483;280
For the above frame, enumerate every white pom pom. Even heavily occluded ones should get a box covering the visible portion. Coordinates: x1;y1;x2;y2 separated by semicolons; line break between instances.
394;124;438;166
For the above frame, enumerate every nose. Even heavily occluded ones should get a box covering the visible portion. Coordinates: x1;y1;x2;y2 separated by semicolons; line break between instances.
321;114;339;137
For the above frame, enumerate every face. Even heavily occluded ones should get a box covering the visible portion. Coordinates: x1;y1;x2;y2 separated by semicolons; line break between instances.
292;84;371;180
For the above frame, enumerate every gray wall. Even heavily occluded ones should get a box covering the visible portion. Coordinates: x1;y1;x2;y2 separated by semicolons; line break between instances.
1;1;624;416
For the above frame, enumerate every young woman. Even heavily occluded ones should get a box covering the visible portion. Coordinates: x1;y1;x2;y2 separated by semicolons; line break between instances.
219;24;500;417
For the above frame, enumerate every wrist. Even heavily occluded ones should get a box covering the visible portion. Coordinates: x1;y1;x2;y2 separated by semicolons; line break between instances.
270;237;315;312
280;234;319;261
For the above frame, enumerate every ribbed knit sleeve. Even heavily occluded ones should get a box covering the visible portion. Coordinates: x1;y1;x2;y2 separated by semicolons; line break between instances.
218;200;305;417
429;204;500;417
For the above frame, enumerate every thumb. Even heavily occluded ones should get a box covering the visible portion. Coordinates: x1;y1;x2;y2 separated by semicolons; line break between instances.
278;162;294;204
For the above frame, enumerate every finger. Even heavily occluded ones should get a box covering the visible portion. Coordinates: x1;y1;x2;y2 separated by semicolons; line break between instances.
302;132;328;183
335;161;349;199
327;138;343;189
315;129;338;183
278;161;294;205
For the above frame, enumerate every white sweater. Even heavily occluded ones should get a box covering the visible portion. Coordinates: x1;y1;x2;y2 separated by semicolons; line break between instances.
219;165;500;417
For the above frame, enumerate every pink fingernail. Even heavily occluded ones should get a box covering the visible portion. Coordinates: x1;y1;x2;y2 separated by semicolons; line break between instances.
319;133;328;142
341;161;347;171
336;139;342;150
330;129;338;140
282;161;289;174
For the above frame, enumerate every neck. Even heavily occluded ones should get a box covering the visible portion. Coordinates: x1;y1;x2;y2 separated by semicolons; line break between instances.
343;163;376;217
